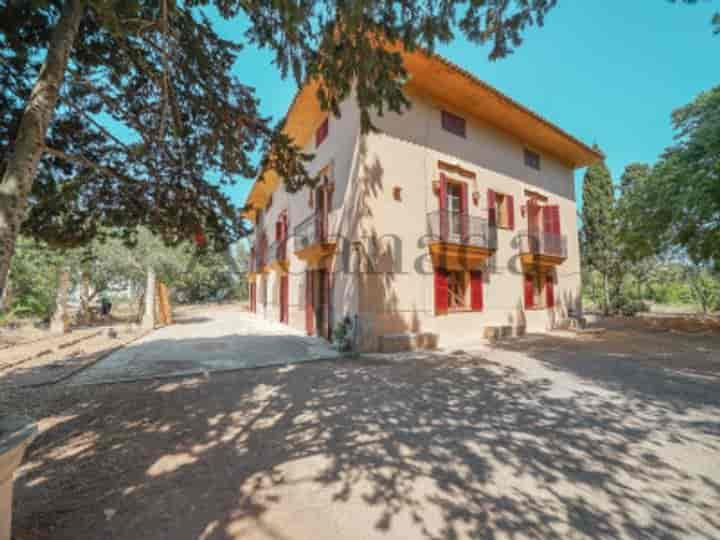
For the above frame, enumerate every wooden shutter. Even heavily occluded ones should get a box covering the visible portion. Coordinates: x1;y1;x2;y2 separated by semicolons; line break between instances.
305;271;314;335
542;205;555;233
439;173;448;241
434;268;449;315
487;189;496;226
507;195;515;230
283;275;290;323
528;200;540;234
550;205;561;234
316;118;328;147
524;273;534;309
324;269;332;340
546;274;555;308
470;271;483;311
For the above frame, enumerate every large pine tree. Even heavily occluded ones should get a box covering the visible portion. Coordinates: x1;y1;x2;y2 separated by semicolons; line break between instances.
0;0;562;307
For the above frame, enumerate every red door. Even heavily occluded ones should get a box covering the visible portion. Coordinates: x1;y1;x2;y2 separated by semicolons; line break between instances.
320;269;331;340
280;275;289;324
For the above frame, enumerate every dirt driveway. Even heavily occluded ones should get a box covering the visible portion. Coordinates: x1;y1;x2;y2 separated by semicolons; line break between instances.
11;320;720;540
69;307;339;384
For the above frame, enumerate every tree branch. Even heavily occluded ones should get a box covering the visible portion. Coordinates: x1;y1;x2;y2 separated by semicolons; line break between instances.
42;145;142;186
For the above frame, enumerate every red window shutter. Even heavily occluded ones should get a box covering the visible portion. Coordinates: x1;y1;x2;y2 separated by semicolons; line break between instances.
542;205;554;233
324;270;332;339
439;173;448;241
275;220;281;241
550;205;561;235
528;200;540;234
434;268;449;315
316;118;329;147
470;271;483;311
460;182;469;241
487;189;496;226
524;273;534;309
507;195;515;230
546;274;555;308
305;271;314;335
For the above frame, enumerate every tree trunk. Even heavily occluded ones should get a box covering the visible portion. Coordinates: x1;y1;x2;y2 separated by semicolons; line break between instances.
50;267;71;334
78;269;92;324
0;0;84;299
141;267;156;329
0;266;11;312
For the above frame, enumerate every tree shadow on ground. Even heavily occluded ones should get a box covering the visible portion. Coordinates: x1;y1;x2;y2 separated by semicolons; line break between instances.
11;338;720;540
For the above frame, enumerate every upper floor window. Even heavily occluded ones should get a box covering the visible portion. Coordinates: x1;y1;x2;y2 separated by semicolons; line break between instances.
524;149;541;170
488;189;515;230
441;111;466;138
267;193;273;210
316;118;329;147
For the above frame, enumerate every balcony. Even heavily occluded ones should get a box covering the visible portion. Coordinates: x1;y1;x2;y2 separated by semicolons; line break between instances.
248;242;269;279
294;212;336;265
427;210;496;271
268;238;289;273
519;231;568;268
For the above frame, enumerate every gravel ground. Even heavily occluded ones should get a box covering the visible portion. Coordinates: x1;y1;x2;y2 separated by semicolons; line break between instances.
8;321;720;540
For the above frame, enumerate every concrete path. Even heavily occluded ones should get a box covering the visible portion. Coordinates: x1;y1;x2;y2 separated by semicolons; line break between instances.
70;308;339;384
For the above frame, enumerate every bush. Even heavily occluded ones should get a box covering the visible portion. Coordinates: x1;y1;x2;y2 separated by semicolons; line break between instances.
616;297;648;316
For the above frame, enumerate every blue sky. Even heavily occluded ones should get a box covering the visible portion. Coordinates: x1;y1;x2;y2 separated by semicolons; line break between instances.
211;1;718;209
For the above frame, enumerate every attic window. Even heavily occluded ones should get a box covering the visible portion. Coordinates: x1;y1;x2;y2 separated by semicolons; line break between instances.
441;111;466;138
524;149;541;171
316;118;329;147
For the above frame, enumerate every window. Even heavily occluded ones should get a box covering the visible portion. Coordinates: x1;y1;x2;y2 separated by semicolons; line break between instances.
441;111;466;138
435;269;483;315
488;189;515;229
524;149;541;170
448;271;468;310
267;193;273;210
316;118;329;147
524;272;554;309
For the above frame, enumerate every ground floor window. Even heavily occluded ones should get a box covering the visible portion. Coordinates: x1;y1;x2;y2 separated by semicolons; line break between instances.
435;269;483;315
448;271;468;310
524;272;555;309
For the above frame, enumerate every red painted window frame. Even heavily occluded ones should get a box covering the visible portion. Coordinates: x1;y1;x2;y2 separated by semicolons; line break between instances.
441;110;466;138
316;117;329;147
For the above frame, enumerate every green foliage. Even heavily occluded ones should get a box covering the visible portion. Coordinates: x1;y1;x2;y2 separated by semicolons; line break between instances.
1;0;563;254
4;229;246;322
580;151;625;314
581;152;616;270
5;239;64;320
632;86;720;267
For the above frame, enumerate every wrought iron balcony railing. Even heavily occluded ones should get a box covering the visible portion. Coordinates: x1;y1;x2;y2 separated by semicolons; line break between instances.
294;212;328;251
427;210;496;250
519;231;568;259
268;237;288;263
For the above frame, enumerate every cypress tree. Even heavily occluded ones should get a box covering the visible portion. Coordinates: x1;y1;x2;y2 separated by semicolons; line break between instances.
580;149;619;314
